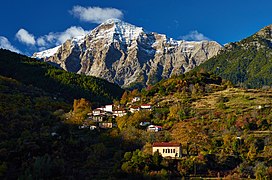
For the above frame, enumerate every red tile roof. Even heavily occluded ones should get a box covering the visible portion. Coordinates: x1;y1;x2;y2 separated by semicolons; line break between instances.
153;142;181;147
141;104;151;106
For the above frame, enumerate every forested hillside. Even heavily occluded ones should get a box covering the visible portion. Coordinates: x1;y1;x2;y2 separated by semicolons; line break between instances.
196;25;272;88
0;49;124;104
116;71;272;178
0;49;271;179
0;75;132;179
0;49;126;178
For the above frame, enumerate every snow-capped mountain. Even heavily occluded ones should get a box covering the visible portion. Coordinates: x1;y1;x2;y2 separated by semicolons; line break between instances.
33;19;222;88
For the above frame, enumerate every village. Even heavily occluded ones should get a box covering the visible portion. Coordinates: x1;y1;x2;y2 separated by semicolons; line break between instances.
78;96;182;158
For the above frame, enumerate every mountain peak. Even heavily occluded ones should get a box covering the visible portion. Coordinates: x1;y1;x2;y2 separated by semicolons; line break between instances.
102;18;123;24
33;20;222;88
100;18;143;32
92;18;144;45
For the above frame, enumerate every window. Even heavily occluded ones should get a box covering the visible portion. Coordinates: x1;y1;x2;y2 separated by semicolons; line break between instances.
163;149;165;153
173;149;175;153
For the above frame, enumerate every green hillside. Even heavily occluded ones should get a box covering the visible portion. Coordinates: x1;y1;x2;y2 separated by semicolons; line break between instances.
1;46;272;179
196;25;272;88
0;66;271;179
0;49;124;104
116;72;272;178
0;75;128;179
0;49;126;178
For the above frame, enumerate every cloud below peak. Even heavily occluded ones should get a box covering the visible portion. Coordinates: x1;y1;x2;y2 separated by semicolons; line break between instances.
70;6;123;24
15;29;36;45
180;30;210;41
37;26;88;48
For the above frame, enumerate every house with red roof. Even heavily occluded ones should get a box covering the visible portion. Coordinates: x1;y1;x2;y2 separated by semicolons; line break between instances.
152;142;182;158
147;125;162;132
140;104;152;110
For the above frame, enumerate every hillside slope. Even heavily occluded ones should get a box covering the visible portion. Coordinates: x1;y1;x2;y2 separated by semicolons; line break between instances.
0;75;129;179
196;24;272;88
0;49;124;104
116;72;271;178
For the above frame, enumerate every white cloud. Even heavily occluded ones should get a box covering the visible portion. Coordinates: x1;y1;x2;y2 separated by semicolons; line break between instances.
0;36;21;53
180;30;210;41
15;29;36;45
14;26;88;53
37;37;46;46
37;26;88;48
58;26;88;43
70;6;123;23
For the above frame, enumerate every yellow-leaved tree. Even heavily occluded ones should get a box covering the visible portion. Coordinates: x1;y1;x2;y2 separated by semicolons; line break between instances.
69;98;91;124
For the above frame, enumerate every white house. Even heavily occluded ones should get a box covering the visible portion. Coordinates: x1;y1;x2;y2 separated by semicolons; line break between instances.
97;106;105;111
132;96;141;103
92;115;105;122
141;104;152;110
140;121;151;126
147;125;162;132
90;125;97;130
99;122;113;129
129;106;141;113
97;104;113;112
92;108;104;116
105;104;113;112
152;142;182;158
112;109;127;117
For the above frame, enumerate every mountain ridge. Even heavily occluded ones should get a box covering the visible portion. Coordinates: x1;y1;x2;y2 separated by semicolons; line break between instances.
195;24;272;88
0;49;124;104
33;19;222;88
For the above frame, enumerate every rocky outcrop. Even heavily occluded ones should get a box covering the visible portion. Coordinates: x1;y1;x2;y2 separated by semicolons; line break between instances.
33;19;222;88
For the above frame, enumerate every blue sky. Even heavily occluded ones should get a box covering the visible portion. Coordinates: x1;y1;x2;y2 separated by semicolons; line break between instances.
0;0;272;55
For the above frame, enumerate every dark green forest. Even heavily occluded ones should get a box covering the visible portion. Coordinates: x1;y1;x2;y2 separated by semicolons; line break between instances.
0;49;126;179
0;75;129;179
0;49;124;104
195;25;272;88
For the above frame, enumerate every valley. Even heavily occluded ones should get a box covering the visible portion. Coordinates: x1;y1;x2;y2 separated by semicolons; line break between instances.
0;21;272;179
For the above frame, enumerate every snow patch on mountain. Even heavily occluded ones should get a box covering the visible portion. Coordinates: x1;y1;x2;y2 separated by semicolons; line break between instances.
33;45;61;59
32;19;222;87
90;18;144;45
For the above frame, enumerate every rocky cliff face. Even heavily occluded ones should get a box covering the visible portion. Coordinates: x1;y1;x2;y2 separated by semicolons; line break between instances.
33;19;222;88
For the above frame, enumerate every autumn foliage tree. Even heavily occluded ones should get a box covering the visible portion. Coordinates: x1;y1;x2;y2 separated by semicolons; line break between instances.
69;98;91;124
120;91;129;105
